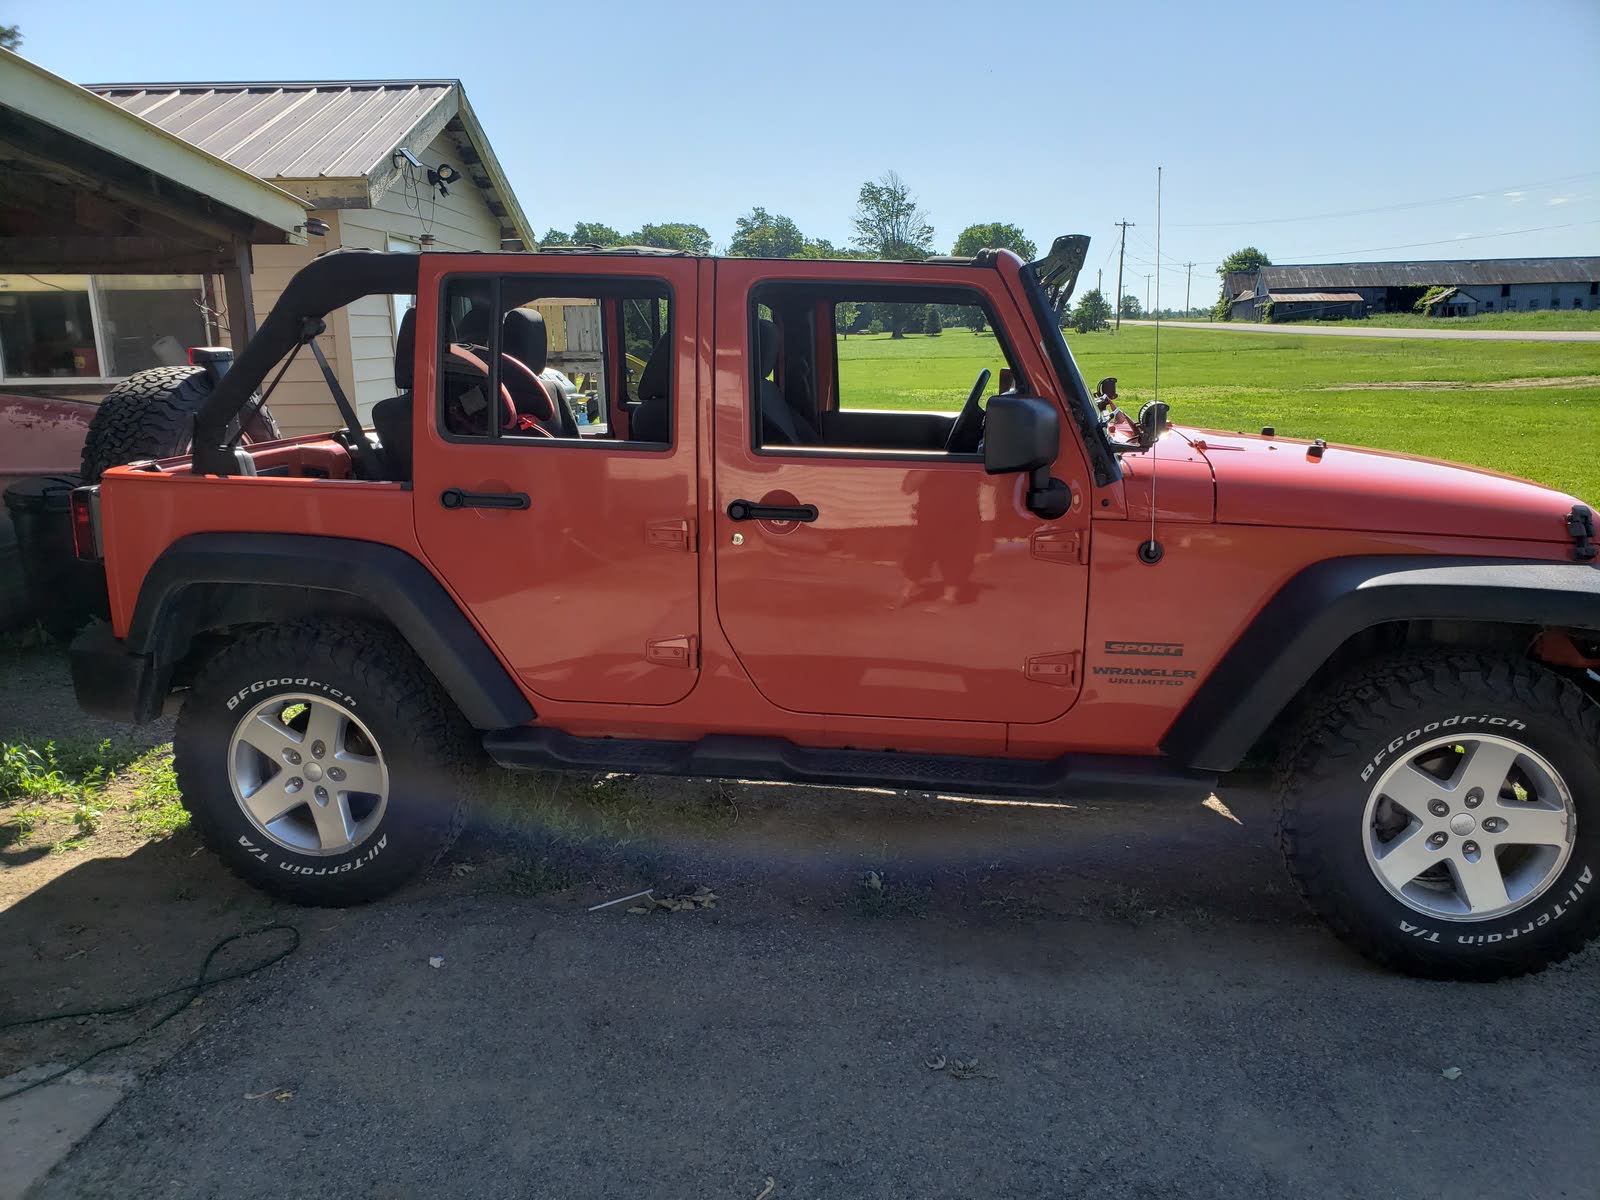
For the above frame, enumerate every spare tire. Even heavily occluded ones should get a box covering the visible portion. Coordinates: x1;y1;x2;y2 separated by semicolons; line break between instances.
80;366;281;483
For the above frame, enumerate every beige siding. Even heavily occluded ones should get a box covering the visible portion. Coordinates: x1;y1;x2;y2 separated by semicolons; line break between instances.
338;131;503;415
246;209;356;437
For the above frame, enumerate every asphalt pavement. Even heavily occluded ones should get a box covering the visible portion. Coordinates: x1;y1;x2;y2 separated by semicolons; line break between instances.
14;778;1599;1200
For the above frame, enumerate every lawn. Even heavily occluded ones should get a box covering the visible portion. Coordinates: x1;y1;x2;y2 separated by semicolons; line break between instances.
1292;309;1600;332
836;326;1600;501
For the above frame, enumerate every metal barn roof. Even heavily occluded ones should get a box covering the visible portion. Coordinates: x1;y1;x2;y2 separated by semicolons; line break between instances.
1259;258;1600;289
84;80;456;180
1265;291;1365;303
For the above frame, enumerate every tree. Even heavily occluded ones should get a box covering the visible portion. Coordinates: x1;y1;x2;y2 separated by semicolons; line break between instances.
836;302;860;339
1120;294;1143;319
632;222;712;254
571;221;623;247
539;228;574;247
0;23;21;50
729;207;805;259
851;171;934;260
923;306;942;336
1213;246;1271;320
1072;289;1111;333
951;222;1036;261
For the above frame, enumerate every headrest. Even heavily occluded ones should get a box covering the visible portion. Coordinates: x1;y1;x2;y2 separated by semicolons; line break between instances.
394;307;417;390
756;318;781;379
502;309;548;373
456;305;492;346
637;332;670;403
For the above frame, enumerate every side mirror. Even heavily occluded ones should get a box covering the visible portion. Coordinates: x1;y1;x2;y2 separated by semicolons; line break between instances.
1137;400;1169;446
983;395;1059;476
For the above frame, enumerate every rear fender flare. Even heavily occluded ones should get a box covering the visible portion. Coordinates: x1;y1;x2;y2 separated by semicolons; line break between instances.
1161;555;1600;772
126;532;534;730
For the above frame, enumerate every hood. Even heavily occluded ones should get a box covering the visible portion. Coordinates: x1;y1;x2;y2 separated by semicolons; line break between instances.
1184;427;1582;543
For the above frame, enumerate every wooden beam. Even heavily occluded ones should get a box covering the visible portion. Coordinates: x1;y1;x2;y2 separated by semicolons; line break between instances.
222;237;257;347
0;235;231;273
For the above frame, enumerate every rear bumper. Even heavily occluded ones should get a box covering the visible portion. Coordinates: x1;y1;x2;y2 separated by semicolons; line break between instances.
69;622;163;723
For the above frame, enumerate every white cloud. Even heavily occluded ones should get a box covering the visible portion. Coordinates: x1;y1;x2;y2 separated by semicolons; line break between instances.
1548;195;1570;206
1504;190;1525;202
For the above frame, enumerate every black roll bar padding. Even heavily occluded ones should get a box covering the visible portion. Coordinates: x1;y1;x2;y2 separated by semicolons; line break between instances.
190;250;424;475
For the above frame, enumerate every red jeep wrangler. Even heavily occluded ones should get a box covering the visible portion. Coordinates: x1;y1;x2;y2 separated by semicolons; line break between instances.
66;241;1600;979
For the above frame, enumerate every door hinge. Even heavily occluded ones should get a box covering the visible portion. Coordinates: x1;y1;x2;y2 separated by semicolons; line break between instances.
1025;651;1081;687
647;519;697;552
1031;529;1088;565
646;635;697;668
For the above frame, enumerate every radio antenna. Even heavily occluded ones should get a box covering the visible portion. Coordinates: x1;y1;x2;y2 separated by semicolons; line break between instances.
1138;166;1165;566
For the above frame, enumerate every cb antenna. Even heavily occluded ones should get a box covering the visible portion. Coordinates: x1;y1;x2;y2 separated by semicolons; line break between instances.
1138;165;1166;566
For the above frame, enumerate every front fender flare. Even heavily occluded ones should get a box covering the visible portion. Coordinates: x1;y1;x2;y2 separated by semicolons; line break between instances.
1161;555;1600;772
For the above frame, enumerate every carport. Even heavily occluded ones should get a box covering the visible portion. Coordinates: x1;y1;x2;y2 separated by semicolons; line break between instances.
0;47;309;360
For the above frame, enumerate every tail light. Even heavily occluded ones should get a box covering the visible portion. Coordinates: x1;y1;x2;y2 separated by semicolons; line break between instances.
70;486;102;561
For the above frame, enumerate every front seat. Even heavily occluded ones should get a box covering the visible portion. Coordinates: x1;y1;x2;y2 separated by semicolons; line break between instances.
628;330;673;443
371;307;416;480
502;309;579;436
756;318;817;446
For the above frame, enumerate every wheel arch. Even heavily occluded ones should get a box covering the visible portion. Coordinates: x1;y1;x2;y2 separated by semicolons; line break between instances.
126;532;534;730
1162;555;1600;773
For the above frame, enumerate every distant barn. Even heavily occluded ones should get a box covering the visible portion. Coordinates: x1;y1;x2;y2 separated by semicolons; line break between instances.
1229;257;1600;321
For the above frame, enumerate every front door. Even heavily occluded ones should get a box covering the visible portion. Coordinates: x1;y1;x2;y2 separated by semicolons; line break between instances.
710;260;1092;728
412;255;701;706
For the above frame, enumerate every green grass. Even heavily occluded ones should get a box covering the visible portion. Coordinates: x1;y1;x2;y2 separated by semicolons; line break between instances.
1291;309;1600;332
836;326;1600;501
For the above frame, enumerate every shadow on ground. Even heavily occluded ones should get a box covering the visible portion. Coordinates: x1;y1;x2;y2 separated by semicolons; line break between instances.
4;767;1596;1199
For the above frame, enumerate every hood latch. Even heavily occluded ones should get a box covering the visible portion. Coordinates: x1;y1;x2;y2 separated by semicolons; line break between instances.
1567;505;1597;563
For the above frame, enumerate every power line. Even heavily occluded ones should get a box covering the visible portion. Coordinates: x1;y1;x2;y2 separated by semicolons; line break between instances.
1279;218;1600;260
1172;171;1600;228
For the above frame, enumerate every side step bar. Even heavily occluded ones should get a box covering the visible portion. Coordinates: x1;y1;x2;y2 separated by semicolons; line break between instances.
482;727;1216;800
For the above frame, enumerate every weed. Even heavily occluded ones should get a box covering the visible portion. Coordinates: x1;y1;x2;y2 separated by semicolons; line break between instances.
123;748;188;837
495;852;586;897
854;869;931;919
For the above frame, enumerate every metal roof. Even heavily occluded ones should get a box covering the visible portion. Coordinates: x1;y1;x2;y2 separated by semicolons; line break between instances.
1265;291;1365;303
0;48;307;244
84;80;456;180
1259;258;1600;289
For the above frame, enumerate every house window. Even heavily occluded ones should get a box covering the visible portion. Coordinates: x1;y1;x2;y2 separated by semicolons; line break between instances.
1501;284;1511;298
1590;282;1598;296
0;273;206;382
1484;301;1495;311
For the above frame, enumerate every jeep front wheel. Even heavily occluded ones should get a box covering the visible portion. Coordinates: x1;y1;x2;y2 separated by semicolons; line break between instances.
1278;653;1599;980
173;619;475;905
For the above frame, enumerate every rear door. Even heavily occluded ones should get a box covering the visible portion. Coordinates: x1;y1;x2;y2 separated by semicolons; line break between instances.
710;259;1093;730
412;254;701;706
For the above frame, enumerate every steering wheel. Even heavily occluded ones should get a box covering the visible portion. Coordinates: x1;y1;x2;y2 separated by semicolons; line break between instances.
944;368;991;454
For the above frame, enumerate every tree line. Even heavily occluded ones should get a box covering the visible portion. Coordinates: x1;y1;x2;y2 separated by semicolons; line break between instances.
539;171;1038;265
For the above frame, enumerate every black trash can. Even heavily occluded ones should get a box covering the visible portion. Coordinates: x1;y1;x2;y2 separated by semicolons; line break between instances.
3;474;107;640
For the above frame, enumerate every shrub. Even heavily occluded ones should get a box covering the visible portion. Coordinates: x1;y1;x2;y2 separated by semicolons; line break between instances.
923;306;942;336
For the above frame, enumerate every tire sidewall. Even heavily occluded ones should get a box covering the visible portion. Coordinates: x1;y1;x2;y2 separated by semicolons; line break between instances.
176;645;459;902
1300;685;1598;962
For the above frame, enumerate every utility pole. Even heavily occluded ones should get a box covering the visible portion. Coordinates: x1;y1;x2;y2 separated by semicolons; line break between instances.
1113;220;1134;331
1144;273;1152;317
1096;268;1102;299
1184;262;1194;316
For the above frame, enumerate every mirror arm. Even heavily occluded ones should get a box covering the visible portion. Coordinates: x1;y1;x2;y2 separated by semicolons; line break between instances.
1025;466;1073;521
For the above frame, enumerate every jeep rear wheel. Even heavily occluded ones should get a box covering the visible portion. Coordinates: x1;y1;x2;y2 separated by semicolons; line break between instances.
1278;653;1599;980
174;619;475;905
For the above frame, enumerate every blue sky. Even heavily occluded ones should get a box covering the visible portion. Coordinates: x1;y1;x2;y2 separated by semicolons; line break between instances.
11;0;1598;297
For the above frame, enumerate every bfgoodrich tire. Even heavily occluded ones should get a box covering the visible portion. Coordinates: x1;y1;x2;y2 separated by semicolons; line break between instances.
173;619;476;906
80;365;280;483
1278;653;1599;980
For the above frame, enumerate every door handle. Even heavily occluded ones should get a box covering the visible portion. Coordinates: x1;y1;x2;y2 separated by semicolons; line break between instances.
440;488;531;511
727;499;818;523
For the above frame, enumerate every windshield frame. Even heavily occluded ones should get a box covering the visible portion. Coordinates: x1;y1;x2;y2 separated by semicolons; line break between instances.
1017;262;1121;487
